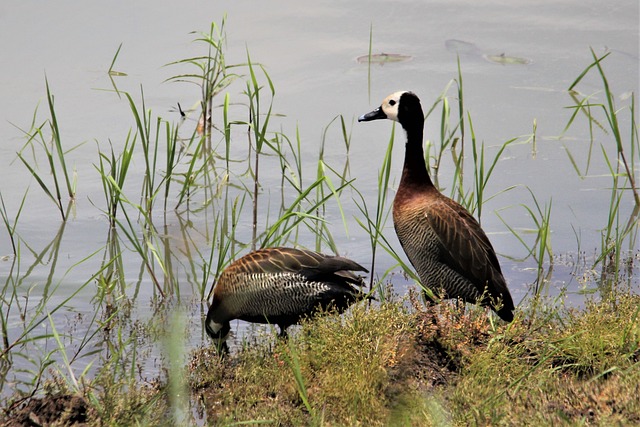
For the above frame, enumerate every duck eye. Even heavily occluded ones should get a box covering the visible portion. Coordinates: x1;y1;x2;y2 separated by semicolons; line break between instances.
389;100;396;106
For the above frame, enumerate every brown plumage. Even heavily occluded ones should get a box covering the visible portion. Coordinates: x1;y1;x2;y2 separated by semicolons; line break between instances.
359;91;515;322
205;247;368;344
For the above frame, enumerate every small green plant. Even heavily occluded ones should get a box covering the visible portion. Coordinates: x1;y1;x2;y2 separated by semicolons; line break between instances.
243;51;275;250
282;339;318;423
497;188;554;298
165;310;189;426
95;134;135;228
124;90;180;216
563;48;639;295
0;190;27;258
16;79;78;220
166;18;237;146
352;123;397;293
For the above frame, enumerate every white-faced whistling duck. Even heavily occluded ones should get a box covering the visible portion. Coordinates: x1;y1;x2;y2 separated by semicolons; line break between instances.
205;247;368;348
358;91;515;322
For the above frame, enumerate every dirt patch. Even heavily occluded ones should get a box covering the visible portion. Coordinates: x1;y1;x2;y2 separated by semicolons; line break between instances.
1;394;89;427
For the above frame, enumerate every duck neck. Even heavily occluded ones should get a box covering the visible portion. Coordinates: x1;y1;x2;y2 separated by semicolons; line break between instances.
400;122;433;191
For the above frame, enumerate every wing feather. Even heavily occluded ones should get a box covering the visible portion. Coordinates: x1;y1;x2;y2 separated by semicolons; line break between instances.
425;197;506;296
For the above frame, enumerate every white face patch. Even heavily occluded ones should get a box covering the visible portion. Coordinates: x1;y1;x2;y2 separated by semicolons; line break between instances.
381;91;406;122
208;319;224;335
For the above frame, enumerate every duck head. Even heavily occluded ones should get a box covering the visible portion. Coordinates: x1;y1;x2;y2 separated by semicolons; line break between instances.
358;91;424;130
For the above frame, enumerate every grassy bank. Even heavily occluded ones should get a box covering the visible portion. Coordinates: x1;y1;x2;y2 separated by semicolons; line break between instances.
3;287;638;426
188;290;640;426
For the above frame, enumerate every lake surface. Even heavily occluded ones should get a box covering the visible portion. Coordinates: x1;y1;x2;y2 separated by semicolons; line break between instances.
0;0;638;398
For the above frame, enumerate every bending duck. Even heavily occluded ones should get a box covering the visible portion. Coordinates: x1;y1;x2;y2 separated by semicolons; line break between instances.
206;247;368;346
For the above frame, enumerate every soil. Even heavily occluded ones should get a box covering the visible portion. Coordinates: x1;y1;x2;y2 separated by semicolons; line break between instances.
1;394;89;427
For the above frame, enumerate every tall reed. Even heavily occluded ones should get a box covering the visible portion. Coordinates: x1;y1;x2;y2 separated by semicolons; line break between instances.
0;190;27;258
244;51;275;250
563;49;639;294
95;134;136;228
16;80;79;220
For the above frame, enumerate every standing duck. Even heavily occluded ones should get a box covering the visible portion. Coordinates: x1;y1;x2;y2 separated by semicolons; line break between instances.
205;247;368;346
359;91;514;322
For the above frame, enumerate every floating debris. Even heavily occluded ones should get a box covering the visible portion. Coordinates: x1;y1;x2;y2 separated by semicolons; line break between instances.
197;114;211;136
445;39;482;56
445;39;532;65
483;53;532;65
108;70;128;76
356;53;412;65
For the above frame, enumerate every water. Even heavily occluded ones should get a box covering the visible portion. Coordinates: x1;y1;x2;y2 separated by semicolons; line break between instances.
0;0;638;397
